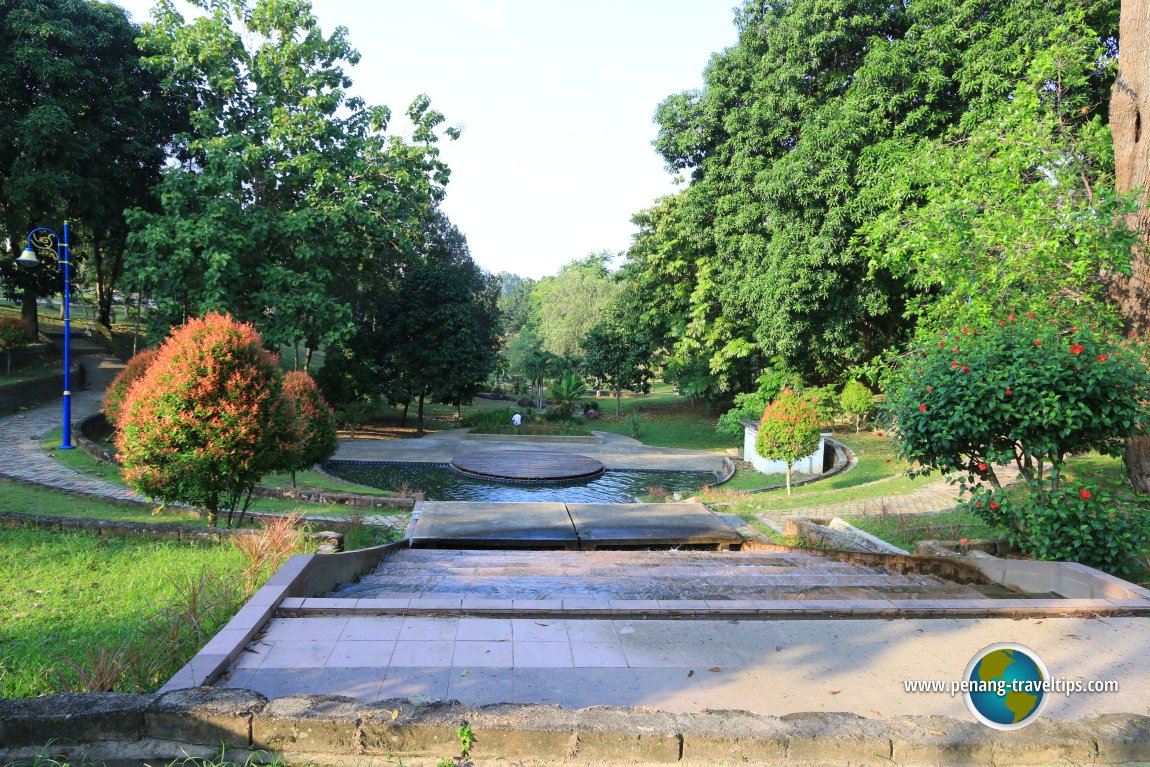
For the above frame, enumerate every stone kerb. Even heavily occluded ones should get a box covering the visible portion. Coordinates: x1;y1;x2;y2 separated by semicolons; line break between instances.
4;689;1150;765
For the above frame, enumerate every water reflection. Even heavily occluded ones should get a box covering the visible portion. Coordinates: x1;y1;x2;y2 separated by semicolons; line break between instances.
324;461;716;503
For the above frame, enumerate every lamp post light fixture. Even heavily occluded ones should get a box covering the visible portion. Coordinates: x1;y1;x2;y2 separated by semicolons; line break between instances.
16;222;75;450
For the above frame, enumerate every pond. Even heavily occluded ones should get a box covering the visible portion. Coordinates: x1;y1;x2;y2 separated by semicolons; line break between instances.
324;461;718;503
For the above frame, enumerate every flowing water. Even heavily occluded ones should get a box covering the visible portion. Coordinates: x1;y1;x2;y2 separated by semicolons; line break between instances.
324;461;717;503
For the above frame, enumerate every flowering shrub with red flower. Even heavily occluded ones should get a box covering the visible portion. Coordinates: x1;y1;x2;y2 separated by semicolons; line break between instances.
889;314;1150;575
754;388;821;495
115;313;299;527
103;348;161;427
282;371;339;482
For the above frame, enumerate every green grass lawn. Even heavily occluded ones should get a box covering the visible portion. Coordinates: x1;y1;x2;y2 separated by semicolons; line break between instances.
0;527;250;698
845;509;1009;551
590;385;740;451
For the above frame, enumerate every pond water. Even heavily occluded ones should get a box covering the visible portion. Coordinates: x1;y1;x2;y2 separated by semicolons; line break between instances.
324;461;717;503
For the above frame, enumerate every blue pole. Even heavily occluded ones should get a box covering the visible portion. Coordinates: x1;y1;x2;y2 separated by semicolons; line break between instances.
59;222;73;450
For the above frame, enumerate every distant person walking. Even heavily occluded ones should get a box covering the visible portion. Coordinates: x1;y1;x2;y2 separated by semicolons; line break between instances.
512;412;522;431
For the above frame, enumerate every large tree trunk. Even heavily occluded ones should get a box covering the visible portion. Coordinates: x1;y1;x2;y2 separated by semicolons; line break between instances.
1110;2;1150;492
20;288;38;337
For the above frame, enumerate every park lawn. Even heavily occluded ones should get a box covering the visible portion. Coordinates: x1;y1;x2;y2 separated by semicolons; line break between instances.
844;509;1009;551
0;355;63;384
0;527;250;698
0;479;207;525
719;468;790;491
592;394;740;451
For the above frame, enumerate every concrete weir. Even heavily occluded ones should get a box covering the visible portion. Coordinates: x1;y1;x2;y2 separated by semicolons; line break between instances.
409;501;745;550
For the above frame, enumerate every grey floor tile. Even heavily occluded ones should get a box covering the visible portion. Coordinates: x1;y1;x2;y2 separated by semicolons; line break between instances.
565;620;618;643
340;616;405;641
447;667;515;705
257;639;337;668
326;640;396;667
514;641;574;668
391;639;455;667
399;616;459;641
512;618;568;642
570;641;628;668
457;617;514;641
378;667;451;701
513;667;579;707
574;667;644;708
260;617;349;641
452;640;514;667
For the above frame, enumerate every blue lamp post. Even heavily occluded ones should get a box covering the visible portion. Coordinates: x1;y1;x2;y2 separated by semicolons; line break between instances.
15;222;75;450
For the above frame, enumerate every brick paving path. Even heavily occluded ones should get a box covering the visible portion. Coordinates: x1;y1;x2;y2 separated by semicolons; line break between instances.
743;464;1023;527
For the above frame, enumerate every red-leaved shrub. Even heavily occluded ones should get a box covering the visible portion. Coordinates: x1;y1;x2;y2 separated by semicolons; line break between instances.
103;348;161;427
282;371;339;480
115;313;298;527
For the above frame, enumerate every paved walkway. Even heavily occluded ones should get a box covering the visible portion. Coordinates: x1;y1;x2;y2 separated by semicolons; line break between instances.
0;353;147;504
219;612;1150;719
333;429;728;473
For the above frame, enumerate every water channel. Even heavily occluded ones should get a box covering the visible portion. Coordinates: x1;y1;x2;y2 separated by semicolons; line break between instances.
324;461;718;503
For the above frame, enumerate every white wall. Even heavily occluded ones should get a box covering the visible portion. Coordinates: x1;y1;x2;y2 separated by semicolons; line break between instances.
743;424;826;476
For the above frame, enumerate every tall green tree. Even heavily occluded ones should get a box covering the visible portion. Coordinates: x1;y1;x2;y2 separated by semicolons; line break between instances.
388;241;502;434
627;0;1120;393
532;252;622;359
0;0;179;333
127;0;453;354
861;13;1133;330
496;272;536;337
582;291;655;417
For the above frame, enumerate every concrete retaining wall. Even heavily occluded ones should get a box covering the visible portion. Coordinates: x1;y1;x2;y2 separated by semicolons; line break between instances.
0;360;83;413
3;688;1149;765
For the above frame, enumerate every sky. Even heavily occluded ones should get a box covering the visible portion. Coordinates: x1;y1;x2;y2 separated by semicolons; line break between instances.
110;1;740;280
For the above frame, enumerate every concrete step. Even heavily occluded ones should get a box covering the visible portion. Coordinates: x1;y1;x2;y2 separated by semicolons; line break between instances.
334;548;994;601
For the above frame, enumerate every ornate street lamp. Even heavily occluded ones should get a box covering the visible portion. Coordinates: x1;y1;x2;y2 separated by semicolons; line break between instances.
16;223;75;450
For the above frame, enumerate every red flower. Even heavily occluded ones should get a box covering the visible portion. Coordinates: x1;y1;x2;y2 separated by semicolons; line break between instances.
1070;326;1078;332
999;320;1006;327
926;386;933;392
1080;489;1092;500
975;502;983;508
961;365;969;373
1007;313;1015;320
978;461;987;471
1034;339;1041;346
952;346;960;352
1097;354;1108;362
876;430;884;436
989;501;999;510
1026;311;1035;318
937;341;945;348
918;404;928;412
960;537;969;543
951;360;958;368
961;327;969;334
1005;388;1012;395
1069;344;1084;355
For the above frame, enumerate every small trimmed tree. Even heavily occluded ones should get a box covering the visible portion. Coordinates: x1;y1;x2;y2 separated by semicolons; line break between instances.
840;380;874;433
102;348;160;427
0;316;31;376
282;371;339;487
116;313;298;527
755;388;822;495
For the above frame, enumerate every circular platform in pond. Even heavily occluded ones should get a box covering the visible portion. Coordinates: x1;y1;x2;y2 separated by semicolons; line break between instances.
451;449;605;482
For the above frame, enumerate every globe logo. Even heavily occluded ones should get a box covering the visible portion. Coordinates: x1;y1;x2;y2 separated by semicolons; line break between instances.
963;643;1051;730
